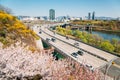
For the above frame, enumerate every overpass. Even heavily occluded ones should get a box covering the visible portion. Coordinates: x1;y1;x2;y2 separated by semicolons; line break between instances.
33;23;118;70
61;24;97;31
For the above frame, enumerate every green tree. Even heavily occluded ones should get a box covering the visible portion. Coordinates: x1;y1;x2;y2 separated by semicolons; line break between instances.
66;29;72;35
100;40;115;52
115;44;120;53
81;38;88;43
111;38;118;47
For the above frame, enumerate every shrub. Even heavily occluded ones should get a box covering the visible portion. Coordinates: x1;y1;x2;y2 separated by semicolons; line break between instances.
100;40;115;52
0;30;6;38
0;37;8;45
0;11;39;48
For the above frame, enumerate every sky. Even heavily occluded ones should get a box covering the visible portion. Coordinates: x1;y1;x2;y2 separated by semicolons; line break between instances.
0;0;120;17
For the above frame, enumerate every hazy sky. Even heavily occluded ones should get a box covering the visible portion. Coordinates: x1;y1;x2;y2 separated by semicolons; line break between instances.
0;0;120;17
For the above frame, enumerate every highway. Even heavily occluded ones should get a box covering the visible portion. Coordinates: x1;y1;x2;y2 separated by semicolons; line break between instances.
41;24;117;62
39;31;107;68
33;24;111;69
32;23;120;79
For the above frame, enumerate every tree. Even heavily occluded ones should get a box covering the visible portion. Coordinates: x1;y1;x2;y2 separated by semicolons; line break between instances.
0;4;12;14
0;43;102;80
100;40;115;52
66;29;72;35
115;45;120;53
81;38;88;43
91;34;103;46
73;30;82;38
111;38;118;47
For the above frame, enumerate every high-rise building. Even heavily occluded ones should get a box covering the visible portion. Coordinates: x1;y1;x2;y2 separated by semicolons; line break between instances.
88;12;91;20
92;11;95;20
49;9;55;20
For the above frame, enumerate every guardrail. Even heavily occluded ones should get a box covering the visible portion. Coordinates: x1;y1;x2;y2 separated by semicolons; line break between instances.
43;28;109;62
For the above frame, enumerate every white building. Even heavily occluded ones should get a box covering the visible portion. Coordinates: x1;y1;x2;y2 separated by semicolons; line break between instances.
82;16;88;20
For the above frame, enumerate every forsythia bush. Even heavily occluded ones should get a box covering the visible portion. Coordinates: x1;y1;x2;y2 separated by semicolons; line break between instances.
0;11;39;47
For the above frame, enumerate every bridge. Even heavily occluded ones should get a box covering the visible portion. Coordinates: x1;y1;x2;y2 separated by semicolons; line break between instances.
33;23;120;80
32;23;120;79
61;24;97;31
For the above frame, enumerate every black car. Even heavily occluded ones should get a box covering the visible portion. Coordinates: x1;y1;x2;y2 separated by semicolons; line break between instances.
51;38;56;42
66;36;69;40
77;50;84;56
71;52;78;58
39;31;42;34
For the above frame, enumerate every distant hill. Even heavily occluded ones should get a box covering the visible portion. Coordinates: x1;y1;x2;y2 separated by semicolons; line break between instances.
0;11;39;48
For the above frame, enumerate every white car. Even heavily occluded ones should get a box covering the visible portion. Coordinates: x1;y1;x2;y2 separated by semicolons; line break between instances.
85;64;94;72
46;38;51;42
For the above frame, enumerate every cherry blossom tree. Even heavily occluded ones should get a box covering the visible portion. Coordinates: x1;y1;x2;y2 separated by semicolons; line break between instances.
0;42;106;80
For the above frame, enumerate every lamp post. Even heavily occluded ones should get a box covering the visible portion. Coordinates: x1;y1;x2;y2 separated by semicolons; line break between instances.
104;59;115;80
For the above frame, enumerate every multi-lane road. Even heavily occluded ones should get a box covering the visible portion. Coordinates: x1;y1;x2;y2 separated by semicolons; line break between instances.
33;23;120;79
38;29;107;68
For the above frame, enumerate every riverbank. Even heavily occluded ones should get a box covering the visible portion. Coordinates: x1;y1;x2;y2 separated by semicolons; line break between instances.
84;30;120;41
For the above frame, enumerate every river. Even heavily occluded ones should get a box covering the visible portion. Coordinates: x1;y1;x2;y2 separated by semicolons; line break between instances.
89;30;120;41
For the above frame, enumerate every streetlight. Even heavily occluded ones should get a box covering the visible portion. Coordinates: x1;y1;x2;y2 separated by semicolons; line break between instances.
104;58;116;80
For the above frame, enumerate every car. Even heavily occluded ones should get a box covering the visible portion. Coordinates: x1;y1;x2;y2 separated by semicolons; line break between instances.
77;50;84;56
85;64;94;72
66;36;69;40
51;38;56;42
46;38;50;42
71;52;78;58
74;42;79;46
39;31;42;34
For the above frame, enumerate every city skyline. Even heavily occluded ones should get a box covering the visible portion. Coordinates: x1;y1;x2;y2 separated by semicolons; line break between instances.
0;0;120;18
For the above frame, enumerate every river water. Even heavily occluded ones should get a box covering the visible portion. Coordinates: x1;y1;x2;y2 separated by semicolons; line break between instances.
90;31;120;41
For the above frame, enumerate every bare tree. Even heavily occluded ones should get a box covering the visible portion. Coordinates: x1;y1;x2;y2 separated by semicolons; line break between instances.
0;4;12;14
